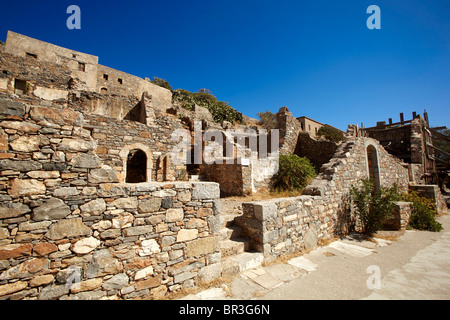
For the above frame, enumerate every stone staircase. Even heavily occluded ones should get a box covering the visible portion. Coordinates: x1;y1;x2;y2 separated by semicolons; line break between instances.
218;201;264;277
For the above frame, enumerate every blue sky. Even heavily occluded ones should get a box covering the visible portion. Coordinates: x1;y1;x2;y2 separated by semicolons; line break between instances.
1;0;449;130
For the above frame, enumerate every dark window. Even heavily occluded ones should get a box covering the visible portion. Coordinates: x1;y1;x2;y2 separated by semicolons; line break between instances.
78;62;86;72
103;74;109;80
126;149;147;183
100;87;108;94
118;78;123;84
2;70;7;75
14;79;27;95
26;52;37;59
72;54;77;59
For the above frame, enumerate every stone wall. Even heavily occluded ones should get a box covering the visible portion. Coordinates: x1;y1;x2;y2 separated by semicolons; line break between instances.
236;137;410;261
294;132;338;171
409;185;448;215
276;107;302;155
0;96;222;300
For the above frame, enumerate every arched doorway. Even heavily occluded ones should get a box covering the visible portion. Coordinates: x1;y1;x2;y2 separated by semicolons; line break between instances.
119;143;153;183
126;149;147;183
366;144;381;192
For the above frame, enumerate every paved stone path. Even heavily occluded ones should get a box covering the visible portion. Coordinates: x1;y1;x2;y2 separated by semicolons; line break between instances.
180;214;450;300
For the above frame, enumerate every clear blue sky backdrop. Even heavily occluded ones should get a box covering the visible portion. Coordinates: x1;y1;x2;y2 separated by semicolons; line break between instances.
1;0;449;130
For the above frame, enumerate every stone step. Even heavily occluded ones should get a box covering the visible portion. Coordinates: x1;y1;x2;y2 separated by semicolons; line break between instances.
220;213;241;228
220;226;243;240
221;252;264;277
220;238;250;258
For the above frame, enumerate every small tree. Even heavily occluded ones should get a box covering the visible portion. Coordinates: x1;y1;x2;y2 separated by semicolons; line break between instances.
257;111;277;130
272;154;316;192
351;179;399;234
317;125;344;143
401;191;443;232
151;77;172;91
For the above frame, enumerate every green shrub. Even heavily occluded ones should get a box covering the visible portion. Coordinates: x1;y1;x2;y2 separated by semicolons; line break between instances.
351;179;399;235
257;111;277;130
401;191;442;232
172;88;243;124
172;89;195;111
271;154;316;192
150;77;172;90
317;125;344;143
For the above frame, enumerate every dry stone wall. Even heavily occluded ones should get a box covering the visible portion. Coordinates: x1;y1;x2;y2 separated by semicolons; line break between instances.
0;96;222;300
236;136;410;261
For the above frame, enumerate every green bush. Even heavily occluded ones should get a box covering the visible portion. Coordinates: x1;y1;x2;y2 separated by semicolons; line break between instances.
317;125;344;143
257;111;277;130
150;77;172;91
271;154;316;192
172;88;243;124
351;179;399;235
172;89;195;111
401;191;442;232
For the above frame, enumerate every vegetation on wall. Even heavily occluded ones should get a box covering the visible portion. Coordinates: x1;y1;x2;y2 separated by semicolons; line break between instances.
400;191;443;232
150;77;172;91
317;125;344;143
271;154;316;192
257;111;277;130
350;179;399;235
351;179;443;234
172;88;244;124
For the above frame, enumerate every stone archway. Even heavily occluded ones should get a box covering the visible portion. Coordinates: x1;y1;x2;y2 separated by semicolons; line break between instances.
365;143;381;192
119;143;153;183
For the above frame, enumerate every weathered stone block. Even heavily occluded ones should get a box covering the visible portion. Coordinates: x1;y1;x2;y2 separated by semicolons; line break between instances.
0;243;33;260
102;273;129;291
80;198;106;215
45;218;92;240
8;178;46;198
138;198;162;213
192;182;220;200
166;208;184;223
0;98;25;119
112;197;137;209
122;226;152;237
30;106;83;126
254;203;277;221
53;187;80;198
10;135;40;152
0;281;27;297
185;236;220;257
72;236;100;254
86;249;123;278
32;197;71;221
70;153;102;169
0;159;42;172
58;138;94;152
138;239;161;257
0;202;30;219
176;229;198;242
89;165;119;184
38;284;69;300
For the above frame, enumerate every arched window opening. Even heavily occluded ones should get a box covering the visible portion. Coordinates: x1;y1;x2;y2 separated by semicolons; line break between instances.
126;149;147;183
366;145;381;192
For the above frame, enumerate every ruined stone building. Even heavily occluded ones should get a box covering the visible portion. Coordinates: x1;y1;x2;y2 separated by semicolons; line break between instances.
0;31;447;300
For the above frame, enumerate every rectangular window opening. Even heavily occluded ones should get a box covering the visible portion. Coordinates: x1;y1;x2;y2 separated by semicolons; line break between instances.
26;52;38;59
14;79;27;95
103;74;109;81
78;62;86;72
118;78;123;85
